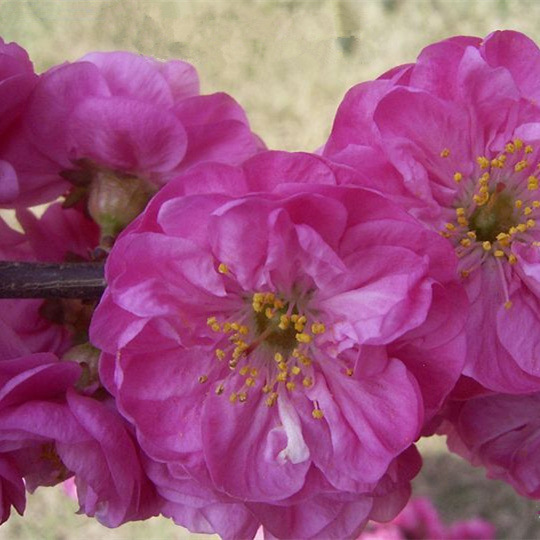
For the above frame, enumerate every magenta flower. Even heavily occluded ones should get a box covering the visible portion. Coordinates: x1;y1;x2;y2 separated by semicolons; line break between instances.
324;30;540;393
440;391;540;500
359;496;495;539
0;353;159;527
91;151;466;538
1;50;262;208
0;37;37;205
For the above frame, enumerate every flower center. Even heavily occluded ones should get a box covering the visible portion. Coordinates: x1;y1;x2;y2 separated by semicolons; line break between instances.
468;186;517;242
201;276;330;419
439;138;540;308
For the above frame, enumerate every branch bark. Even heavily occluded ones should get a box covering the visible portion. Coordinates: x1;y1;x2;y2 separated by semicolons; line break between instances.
0;261;106;299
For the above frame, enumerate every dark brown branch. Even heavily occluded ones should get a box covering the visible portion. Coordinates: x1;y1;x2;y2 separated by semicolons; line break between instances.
0;261;106;299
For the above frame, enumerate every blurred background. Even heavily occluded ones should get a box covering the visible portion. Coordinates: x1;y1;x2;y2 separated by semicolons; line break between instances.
1;0;540;538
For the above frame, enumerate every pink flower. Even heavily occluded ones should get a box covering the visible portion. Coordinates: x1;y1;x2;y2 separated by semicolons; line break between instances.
358;496;495;539
1;51;262;207
91;151;466;538
439;391;540;500
323;30;540;393
0;353;159;526
0;456;25;525
0;37;37;205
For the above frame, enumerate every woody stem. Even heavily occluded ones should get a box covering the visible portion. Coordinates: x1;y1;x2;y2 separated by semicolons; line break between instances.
0;261;106;299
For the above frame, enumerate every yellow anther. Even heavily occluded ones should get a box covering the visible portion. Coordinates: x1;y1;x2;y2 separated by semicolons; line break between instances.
527;219;536;228
274;352;284;363
211;323;221;332
290;314;299;323
515;160;529;172
296;333;312;344
300;354;312;366
215;349;225;360
513;138;524;150
286;382;296;391
456;207;466;216
346;368;354;377
504;301;513;310
453;172;463;183
245;377;255;387
262;384;272;393
440;148;451;158
292;348;300;358
250;368;258;377
291;366;301;375
239;325;249;335
276;371;288;382
517;223;528;232
238;392;248;402
218;263;228;274
229;393;238;403
524;207;533;216
473;193;489;205
467;231;477;239
515;199;523;208
457;217;468;227
482;241;492;251
278;362;288;372
509;226;518;235
302;376;313;388
508;254;517;265
252;302;262;312
278;314;290;330
215;384;224;395
207;316;217;326
526;145;534;154
528;176;539;190
533;200;540;208
312;409;324;420
265;307;274;319
311;322;326;335
499;154;507;163
440;231;451;238
460;269;470;278
491;158;503;168
505;142;515;153
445;222;455;231
460;238;471;247
266;392;278;407
479;172;490;184
494;250;505;258
264;292;275;304
496;232;510;246
198;375;208;383
273;298;284;309
477;156;490;169
239;366;249;376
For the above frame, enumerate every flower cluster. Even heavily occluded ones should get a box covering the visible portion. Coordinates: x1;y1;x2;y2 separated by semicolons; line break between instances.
1;29;540;539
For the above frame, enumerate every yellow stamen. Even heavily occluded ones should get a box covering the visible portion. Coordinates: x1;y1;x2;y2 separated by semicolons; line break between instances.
296;333;312;343
440;148;450;158
482;241;492;251
198;375;208;383
477;156;490;169
453;172;463;183
218;263;228;274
